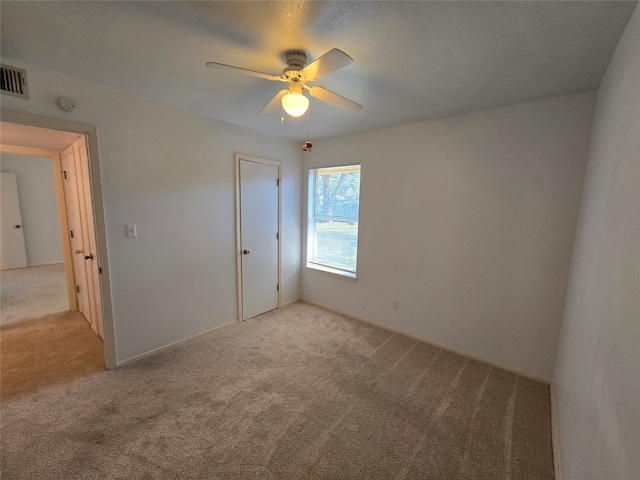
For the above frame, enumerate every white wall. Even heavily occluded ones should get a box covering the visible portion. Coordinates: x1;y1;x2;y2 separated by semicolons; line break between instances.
552;6;639;480
303;93;595;380
0;153;63;266
0;63;302;363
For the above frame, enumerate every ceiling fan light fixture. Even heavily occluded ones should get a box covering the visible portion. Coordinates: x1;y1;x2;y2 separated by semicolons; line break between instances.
208;48;361;117
282;91;309;117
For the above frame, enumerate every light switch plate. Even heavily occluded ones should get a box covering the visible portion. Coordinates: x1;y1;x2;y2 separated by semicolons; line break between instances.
125;224;137;238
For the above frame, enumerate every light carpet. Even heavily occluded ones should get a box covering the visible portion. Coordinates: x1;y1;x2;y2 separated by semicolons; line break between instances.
1;310;106;401
1;263;69;326
1;263;105;401
1;302;554;479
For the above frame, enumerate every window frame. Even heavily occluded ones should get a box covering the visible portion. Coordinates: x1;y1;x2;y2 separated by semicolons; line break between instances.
306;164;361;281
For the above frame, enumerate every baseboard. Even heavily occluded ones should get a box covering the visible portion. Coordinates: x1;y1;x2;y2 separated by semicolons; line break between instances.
281;298;301;308
301;298;551;384
118;301;301;368
116;320;237;368
550;383;563;480
27;261;64;267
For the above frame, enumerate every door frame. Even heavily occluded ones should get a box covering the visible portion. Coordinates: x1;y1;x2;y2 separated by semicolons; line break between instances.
234;153;281;322
1;109;116;370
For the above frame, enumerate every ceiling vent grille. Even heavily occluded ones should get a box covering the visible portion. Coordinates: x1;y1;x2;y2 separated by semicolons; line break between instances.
1;64;29;99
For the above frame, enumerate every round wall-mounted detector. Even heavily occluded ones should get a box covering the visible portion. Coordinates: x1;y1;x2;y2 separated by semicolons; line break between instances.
57;96;78;112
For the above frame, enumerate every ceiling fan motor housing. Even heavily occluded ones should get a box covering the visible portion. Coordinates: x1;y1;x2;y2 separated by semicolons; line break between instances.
285;51;307;68
283;51;307;80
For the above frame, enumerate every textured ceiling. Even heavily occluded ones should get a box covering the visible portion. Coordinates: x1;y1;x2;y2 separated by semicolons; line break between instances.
0;1;636;141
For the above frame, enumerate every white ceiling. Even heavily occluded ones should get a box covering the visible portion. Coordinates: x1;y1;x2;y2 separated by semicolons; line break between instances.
1;1;636;141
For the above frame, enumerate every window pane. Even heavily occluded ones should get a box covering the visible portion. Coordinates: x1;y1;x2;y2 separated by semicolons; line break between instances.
309;165;360;274
313;221;358;272
313;166;360;220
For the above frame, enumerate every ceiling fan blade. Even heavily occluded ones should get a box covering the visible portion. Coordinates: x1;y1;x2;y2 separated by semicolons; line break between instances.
259;89;288;115
307;86;362;113
300;49;353;81
206;61;283;82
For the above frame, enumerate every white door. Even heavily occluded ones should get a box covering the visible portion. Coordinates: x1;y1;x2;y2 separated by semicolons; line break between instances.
239;158;280;320
61;146;92;328
0;172;28;270
77;143;103;338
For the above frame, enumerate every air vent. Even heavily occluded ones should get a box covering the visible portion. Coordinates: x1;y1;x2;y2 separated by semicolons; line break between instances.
1;64;29;99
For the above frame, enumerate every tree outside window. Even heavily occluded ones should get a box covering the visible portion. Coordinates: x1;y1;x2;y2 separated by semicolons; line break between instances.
308;165;361;275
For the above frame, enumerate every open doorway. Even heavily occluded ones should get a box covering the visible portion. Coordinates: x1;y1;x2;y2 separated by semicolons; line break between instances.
0;112;116;399
0;153;72;323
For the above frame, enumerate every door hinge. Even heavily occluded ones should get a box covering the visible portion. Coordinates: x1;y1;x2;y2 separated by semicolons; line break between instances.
276;232;279;240
63;170;68;180
70;229;74;238
276;178;280;187
98;266;102;274
76;285;80;293
276;284;279;291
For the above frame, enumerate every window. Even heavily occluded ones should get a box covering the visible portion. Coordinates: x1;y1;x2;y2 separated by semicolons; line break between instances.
307;165;361;279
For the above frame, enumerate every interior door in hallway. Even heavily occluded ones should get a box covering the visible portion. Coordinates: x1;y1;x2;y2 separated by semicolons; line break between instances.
76;142;103;339
61;146;92;329
239;158;280;321
0;172;28;270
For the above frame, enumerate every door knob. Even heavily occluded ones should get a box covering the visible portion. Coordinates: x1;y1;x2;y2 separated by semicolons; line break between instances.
15;225;21;228
243;249;251;255
85;254;94;260
75;249;84;254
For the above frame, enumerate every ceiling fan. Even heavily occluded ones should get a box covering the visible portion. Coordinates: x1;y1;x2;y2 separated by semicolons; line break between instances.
206;48;362;118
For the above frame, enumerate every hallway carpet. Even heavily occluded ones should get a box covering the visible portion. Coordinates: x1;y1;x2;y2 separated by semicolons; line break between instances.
1;310;106;400
1;263;69;326
1;263;106;400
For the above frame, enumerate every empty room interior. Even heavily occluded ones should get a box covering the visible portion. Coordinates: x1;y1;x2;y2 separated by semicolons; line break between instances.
0;2;638;479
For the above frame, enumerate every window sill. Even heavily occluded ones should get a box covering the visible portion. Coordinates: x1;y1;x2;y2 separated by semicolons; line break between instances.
306;264;357;282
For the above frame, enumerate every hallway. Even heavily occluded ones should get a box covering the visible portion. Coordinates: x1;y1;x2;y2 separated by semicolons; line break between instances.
1;264;105;400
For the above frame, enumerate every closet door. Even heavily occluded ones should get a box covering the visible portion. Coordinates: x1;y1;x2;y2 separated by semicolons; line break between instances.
0;172;28;270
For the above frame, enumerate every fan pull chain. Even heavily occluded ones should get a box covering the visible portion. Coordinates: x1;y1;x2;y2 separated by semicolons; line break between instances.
303;107;312;151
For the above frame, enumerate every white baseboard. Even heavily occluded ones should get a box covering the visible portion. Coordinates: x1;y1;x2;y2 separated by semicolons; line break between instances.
281;298;301;308
550;383;563;480
118;301;302;368
116;320;237;368
301;298;551;384
27;261;64;267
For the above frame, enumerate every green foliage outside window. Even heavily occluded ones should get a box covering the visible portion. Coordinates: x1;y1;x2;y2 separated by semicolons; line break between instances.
309;165;360;274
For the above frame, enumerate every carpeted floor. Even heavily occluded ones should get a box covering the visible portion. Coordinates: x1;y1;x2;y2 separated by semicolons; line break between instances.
0;310;106;400
0;302;554;479
1;263;69;326
0;263;106;400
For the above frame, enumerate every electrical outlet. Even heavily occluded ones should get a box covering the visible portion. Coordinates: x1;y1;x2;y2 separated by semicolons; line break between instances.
392;299;399;310
125;224;137;238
